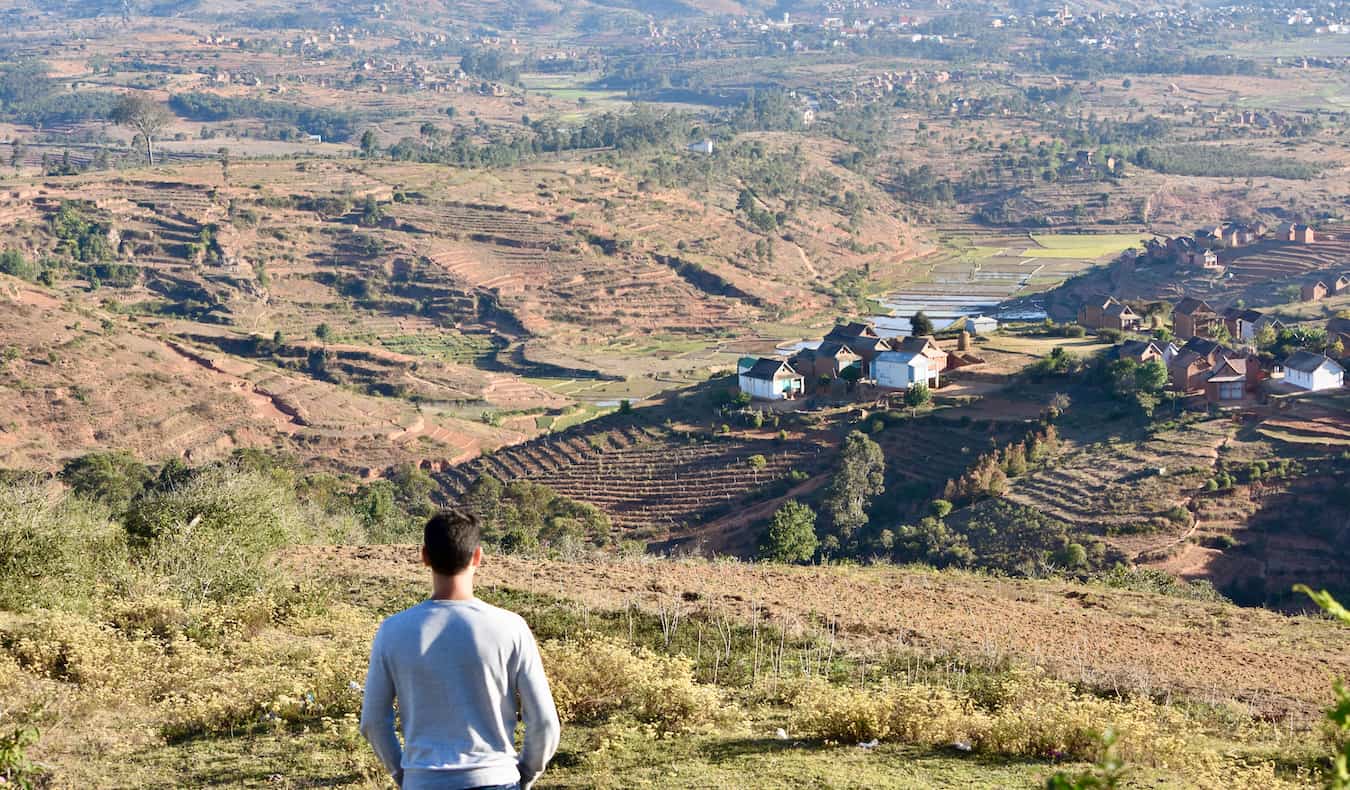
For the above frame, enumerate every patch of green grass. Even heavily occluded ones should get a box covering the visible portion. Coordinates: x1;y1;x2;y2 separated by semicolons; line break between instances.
377;333;497;364
1023;234;1153;259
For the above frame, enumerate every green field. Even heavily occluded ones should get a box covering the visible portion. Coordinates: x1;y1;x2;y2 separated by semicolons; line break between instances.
1022;234;1154;259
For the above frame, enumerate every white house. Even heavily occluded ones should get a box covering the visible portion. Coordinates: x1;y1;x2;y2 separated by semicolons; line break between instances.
737;357;804;400
874;350;938;390
1282;351;1344;391
686;138;714;155
968;315;999;335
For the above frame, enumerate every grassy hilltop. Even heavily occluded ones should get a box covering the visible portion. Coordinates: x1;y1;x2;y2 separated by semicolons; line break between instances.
1;467;1348;788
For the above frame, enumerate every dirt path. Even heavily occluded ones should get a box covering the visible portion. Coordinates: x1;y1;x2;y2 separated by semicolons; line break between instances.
790;242;820;280
294;546;1350;721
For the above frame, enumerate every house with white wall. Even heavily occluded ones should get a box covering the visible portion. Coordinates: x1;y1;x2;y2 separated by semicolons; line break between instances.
1282;351;1344;392
874;350;939;390
737;357;805;400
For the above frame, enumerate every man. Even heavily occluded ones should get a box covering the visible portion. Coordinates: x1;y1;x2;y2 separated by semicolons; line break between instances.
360;510;561;790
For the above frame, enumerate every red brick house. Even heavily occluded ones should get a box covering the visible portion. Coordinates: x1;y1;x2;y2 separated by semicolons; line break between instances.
1173;297;1219;340
1168;350;1211;392
1077;295;1142;332
1302;281;1329;302
1204;359;1252;407
889;334;948;373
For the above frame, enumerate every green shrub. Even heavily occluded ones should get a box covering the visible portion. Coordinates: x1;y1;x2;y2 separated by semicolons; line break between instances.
0;484;128;611
124;468;320;603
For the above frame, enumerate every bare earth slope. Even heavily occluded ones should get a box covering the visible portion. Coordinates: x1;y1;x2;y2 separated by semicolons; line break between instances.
298;545;1350;720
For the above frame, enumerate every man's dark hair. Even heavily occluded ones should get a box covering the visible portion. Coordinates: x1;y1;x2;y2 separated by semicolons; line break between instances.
424;510;480;575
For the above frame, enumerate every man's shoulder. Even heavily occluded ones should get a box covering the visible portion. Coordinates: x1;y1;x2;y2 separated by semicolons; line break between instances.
377;599;529;632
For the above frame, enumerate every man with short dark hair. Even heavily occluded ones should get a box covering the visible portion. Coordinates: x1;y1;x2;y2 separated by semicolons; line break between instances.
360;510;561;790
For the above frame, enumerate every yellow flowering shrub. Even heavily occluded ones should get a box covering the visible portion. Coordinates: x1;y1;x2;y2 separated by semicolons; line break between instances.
542;634;730;734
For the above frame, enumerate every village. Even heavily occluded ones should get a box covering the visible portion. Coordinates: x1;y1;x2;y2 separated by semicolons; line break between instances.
739;221;1348;411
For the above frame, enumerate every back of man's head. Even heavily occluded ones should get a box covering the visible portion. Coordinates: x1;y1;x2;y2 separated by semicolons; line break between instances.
423;509;480;576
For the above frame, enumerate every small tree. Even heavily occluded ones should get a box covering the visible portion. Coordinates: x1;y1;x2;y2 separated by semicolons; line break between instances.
821;431;885;539
110;93;173;166
904;382;932;416
910;311;934;337
217;146;231;184
761;500;818;563
360;129;379;160
314;322;332;343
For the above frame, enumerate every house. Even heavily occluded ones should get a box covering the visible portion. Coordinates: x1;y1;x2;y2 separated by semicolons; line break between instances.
1282;351;1344;391
1181;336;1232;367
1077;295;1142;332
793;341;861;381
1203;357;1251;405
1159;341;1180;365
1333;274;1350;295
1278;223;1317;243
1168;350;1211;392
1302;281;1329;302
1114;339;1165;363
890;334;948;373
1221;307;1268;343
968;315;999;334
686;139;714;155
874;350;939;390
737;358;804;400
1173;297;1219;340
1188;249;1221;270
824;323;888;377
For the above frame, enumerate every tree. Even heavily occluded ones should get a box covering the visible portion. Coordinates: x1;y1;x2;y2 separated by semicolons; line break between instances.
59;450;152;513
760;500;818;563
360;129;379;159
910;311;934;337
821;431;885;539
9;138;22;170
217;147;231;184
109;94;173;166
314;322;332;342
904;382;932;415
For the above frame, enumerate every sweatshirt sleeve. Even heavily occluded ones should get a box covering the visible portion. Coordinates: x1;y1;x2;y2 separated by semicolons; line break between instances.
515;624;561;790
359;624;405;779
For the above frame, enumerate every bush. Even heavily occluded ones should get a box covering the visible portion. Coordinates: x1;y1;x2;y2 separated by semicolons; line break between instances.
0;484;128;611
124;468;321;603
543;634;728;733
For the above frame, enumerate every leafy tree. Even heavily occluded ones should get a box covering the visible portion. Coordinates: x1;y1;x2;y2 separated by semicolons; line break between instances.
821;431;885;539
59;451;152;513
904;382;932;415
109;94;173;166
360;129;379;159
217;147;230;183
910;311;934;336
760;500;818;563
314;323;332;342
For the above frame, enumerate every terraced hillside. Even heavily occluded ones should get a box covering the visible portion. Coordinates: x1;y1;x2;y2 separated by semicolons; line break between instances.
0;278;519;472
438;419;834;541
1040;236;1350;319
1002;418;1233;557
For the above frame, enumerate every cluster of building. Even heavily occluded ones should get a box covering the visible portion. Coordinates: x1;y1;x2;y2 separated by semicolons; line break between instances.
1086;293;1346;405
1141;221;1317;275
736;321;983;402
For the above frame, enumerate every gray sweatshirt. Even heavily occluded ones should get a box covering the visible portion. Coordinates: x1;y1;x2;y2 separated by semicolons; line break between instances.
359;598;562;790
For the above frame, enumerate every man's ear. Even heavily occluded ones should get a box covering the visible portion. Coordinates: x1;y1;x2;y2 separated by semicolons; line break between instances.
420;544;431;568
471;545;483;568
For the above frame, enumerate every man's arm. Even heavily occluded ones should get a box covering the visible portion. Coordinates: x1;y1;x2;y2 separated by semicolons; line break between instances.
515;627;561;790
359;625;405;784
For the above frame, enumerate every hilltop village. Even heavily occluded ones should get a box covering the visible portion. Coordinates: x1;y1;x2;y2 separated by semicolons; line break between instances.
739;221;1347;409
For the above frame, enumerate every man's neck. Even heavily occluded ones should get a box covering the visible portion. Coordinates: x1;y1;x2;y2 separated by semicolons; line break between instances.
430;572;474;601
